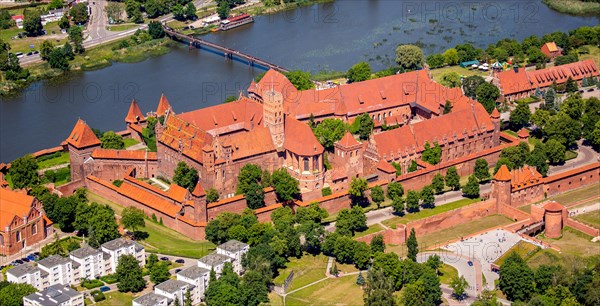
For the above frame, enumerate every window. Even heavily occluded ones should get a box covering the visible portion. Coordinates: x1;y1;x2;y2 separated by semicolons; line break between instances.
303;157;309;172
31;224;37;235
15;231;21;242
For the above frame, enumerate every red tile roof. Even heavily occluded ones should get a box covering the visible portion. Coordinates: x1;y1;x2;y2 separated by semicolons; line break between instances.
125;99;146;124
497;68;532;95
374;102;493;160
510;165;542;189
156;94;172;117
221;126;276;161
337;132;360;148
159;114;213;163
192;181;205;197
528;59;598;88
117;179;182;217
250;69;299;105
544;201;564;212
284;116;323;156
491;108;500;119
66;119;101;149
178;98;263;135
377;159;397;174
91;149;157;160
517;128;530;138
0;188;36;229
494;165;511;181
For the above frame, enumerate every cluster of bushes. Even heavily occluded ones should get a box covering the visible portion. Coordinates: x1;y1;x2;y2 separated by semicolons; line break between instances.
100;274;118;284
90;290;106;302
81;278;104;289
43;167;70;184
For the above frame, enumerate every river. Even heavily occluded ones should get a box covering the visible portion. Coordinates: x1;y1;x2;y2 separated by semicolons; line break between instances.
0;0;597;162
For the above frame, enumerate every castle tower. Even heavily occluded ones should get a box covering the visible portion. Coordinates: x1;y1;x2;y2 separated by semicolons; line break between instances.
492;164;512;211
543;201;564;238
490;108;501;146
65;119;101;183
156;94;172;117
124;98;146;126
263;89;285;149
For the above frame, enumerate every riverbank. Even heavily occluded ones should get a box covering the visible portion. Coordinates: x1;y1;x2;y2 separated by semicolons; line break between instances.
542;0;600;16
0;37;173;96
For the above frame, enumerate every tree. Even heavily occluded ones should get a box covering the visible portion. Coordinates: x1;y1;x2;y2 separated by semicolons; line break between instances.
296;202;328;224
100;131;125;149
544;139;566;165
463;75;486;99
582;97;600;142
509;102;532;130
148;21;165;39
431;173;445;194
205;263;243;305
121;207;146;232
392;196;405;215
48;48;69;71
472;289;501;306
440;71;461;88
560;94;584;120
245;182;265;209
217;0;230;19
347;61;371;83
406;190;420;213
476;82;500;114
70;3;89;25
426;53;445;68
23;9;43;36
421;141;442;165
350;113;374;140
349;177;368;206
0;282;36;306
445;166;460;190
420;185;435;208
387;181;404;200
206;188;220;203
451;275;469;300
426;254;442;274
500;142;530;169
271;168;299;202
395;44;425;70
498;252;534;302
370;185;385;208
370;234;385;255
173;162;199;191
565;77;578;93
125;0;143;23
419;267;442;305
285;70;314;90
40;40;55;60
149;261;170;284
544;87;556;109
184;289;193;306
462;175;480;198
62;42;74;60
400;279;426;306
68;26;85;53
312;118;348;151
172;4;185;20
363;269;396;306
146;253;158;269
443;100;453;114
527;47;548;64
474;158;491;182
408;160;418;172
545;112;580;148
105;2;125;23
407;228;418;261
237;164;263;195
526;144;549;176
357;271;366;286
494;157;515;174
335;206;366;236
116;255;146;292
8;155;39;189
353;242;371;269
185;2;197;20
443;48;459;65
87;204;120;247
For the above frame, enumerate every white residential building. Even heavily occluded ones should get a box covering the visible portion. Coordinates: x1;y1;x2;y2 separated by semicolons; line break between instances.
176;266;210;304
37;255;78;286
6;264;49;290
197;252;232;275
101;238;146;273
216;240;249;274
69;246;109;280
132;292;170;306
23;284;84;306
154;279;196;306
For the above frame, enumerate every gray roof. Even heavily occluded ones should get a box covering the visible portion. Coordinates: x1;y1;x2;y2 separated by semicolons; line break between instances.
177;266;210;280
7;264;41;278
70;246;102;259
24;284;82;306
101;238;135;251
155;279;194;294
133;293;169;306
37;255;73;269
197;252;231;267
218;240;249;253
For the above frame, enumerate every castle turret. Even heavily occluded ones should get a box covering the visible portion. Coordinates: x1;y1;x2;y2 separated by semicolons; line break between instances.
65;119;101;184
263;89;285;149
492;164;512;210
125;99;146;125
156;94;172;117
490;108;501;146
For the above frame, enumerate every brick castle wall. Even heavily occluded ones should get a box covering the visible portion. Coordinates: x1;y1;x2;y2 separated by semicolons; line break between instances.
544;163;600;197
565;218;600;237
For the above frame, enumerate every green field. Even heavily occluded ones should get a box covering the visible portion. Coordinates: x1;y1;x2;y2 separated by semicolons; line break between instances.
544;183;600;206
580;45;600;67
493;241;540;266
273;254;329;292
353;223;385;238
94;291;136;306
429;65;488;83
123;138;140;148
574;210;600;229
87;191;215;258
37;151;70;169
438;263;459;285
542;0;600;16
106;24;139;32
1;22;67;53
383;198;481;229
538;227;599;257
285;274;364;306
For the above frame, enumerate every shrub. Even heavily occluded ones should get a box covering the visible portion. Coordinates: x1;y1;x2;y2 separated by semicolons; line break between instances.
112;179;123;187
81;278;104;289
91;290;105;302
321;187;332;197
100;274;118;284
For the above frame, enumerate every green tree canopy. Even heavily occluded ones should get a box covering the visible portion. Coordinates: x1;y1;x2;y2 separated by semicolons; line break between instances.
462;175;480;198
406;190;420;213
236;164;263;195
440;71;461;88
407;228;418;261
70;3;89;25
245;182;265;209
474;158;491;182
395;44;425;70
463;75;486;99
420;185;435;208
347;61;371;83
443;48;459;65
370;185;385;208
148;21;165;39
544;139;566;165
350;113;374;140
421;141;442;165
363;269;396;306
100;131;125;149
476;82;500;114
285;70;314;90
498;252;534;302
386;181;404;200
121;207;146;232
173;162;199;191
509;102;532;130
9;154;39;189
206;188;220;203
149;261;170;284
116;254;146;292
445;166;461;190
23;9;43;36
432;173;445;194
0;282;36;306
271;168;300;202
312;118;348;151
370;234;385;255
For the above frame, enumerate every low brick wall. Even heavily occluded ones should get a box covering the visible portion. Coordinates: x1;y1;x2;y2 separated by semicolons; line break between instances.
355;227;406;245
544;163;600;197
32;146;65;158
566;218;600;237
500;204;531;221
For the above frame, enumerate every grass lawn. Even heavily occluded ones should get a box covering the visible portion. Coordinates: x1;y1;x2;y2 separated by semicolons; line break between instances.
429;65;488;83
515;97;540;104
94;291;136;305
574;210;600;229
543;183;600;206
565;150;578;161
383;198;481;229
106;24;139;32
2;22;68;53
124;138;140;148
580;45;600;67
37;151;70;169
273;253;328;292
493;240;540;266
354;223;385;238
504;130;518;137
285;274;364;306
268;292;284;306
438;263;459;285
387;214;514;255
537;227;599;257
87;191;214;258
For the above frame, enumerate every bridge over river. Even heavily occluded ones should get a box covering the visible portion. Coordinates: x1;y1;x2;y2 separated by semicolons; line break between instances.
163;26;289;74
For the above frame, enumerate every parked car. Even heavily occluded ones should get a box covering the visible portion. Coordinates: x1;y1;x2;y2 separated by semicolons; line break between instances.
467;261;473;267
21;257;30;262
160;257;169;261
33;51;39;55
14;259;24;265
175;259;184;264
99;286;110;292
16;52;24;58
175;269;181;273
26;52;32;56
27;254;36;261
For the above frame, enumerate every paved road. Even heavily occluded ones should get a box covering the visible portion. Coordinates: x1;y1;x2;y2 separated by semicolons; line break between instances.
547;142;599;176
